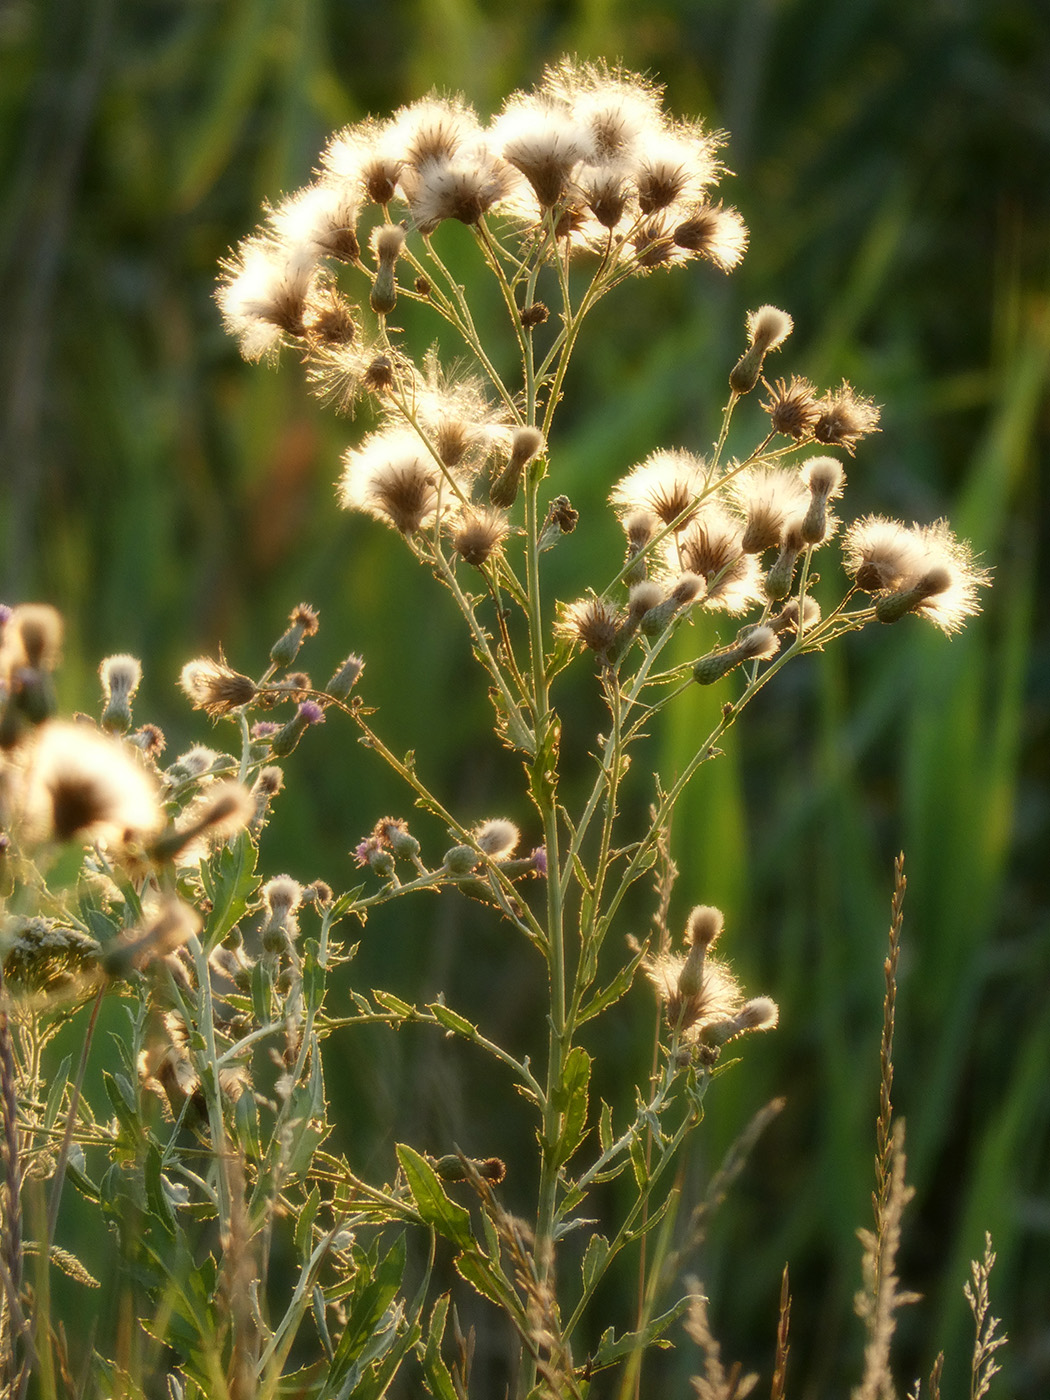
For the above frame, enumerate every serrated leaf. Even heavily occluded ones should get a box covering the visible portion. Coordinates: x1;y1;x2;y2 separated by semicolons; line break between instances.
553;1046;591;1169
628;1136;649;1191
396;1145;473;1250
200;830;259;950
577;947;646;1025
420;1294;458;1400
43;1055;71;1130
589;1298;691;1370
581;1233;610;1297
103;1070;141;1144
454;1251;510;1309
144;1143;176;1241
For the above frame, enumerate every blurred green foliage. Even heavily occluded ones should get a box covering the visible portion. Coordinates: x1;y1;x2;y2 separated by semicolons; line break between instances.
2;0;1049;1394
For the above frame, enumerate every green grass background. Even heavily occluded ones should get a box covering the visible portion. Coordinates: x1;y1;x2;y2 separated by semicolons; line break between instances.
2;0;1048;1394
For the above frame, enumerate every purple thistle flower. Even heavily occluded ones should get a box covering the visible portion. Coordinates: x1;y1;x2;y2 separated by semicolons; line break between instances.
530;846;548;877
298;700;326;724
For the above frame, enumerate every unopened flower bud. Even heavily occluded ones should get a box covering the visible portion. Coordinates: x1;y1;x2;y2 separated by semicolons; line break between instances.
763;526;806;601
693;626;779;685
639;574;703;635
369;224;405;315
769;596;822;635
676;942;708;1003
709;995;780;1043
490;427;545;508
685;904;723;950
270;604;319;667
729;306;793;395
270;700;325;756
326;653;365;700
799;457;845;545
99;654;142;734
443;844;477;876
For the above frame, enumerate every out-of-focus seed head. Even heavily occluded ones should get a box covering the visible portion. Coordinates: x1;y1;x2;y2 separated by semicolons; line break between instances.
18;721;165;846
99;654;143;734
7;605;64;672
686;904;723;950
474;818;520;860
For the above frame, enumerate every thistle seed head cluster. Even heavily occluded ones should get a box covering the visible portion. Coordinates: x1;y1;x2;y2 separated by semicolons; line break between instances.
643;903;778;1045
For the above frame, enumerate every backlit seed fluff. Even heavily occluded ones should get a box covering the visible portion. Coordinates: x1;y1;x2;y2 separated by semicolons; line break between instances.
610;450;711;530
747;305;793;352
474;818;520;860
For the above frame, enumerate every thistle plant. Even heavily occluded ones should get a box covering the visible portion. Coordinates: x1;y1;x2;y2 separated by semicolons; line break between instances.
0;59;997;1400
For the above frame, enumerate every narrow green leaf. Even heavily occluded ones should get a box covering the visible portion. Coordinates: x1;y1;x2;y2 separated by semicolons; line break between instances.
373;990;417;1019
427;1002;476;1038
295;1186;321;1259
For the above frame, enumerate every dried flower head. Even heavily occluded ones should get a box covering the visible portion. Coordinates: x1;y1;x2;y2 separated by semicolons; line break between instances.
672;202;749;270
762;375;821;441
813;382;881;452
555;596;622;658
179;658;258;719
452;507;510;567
